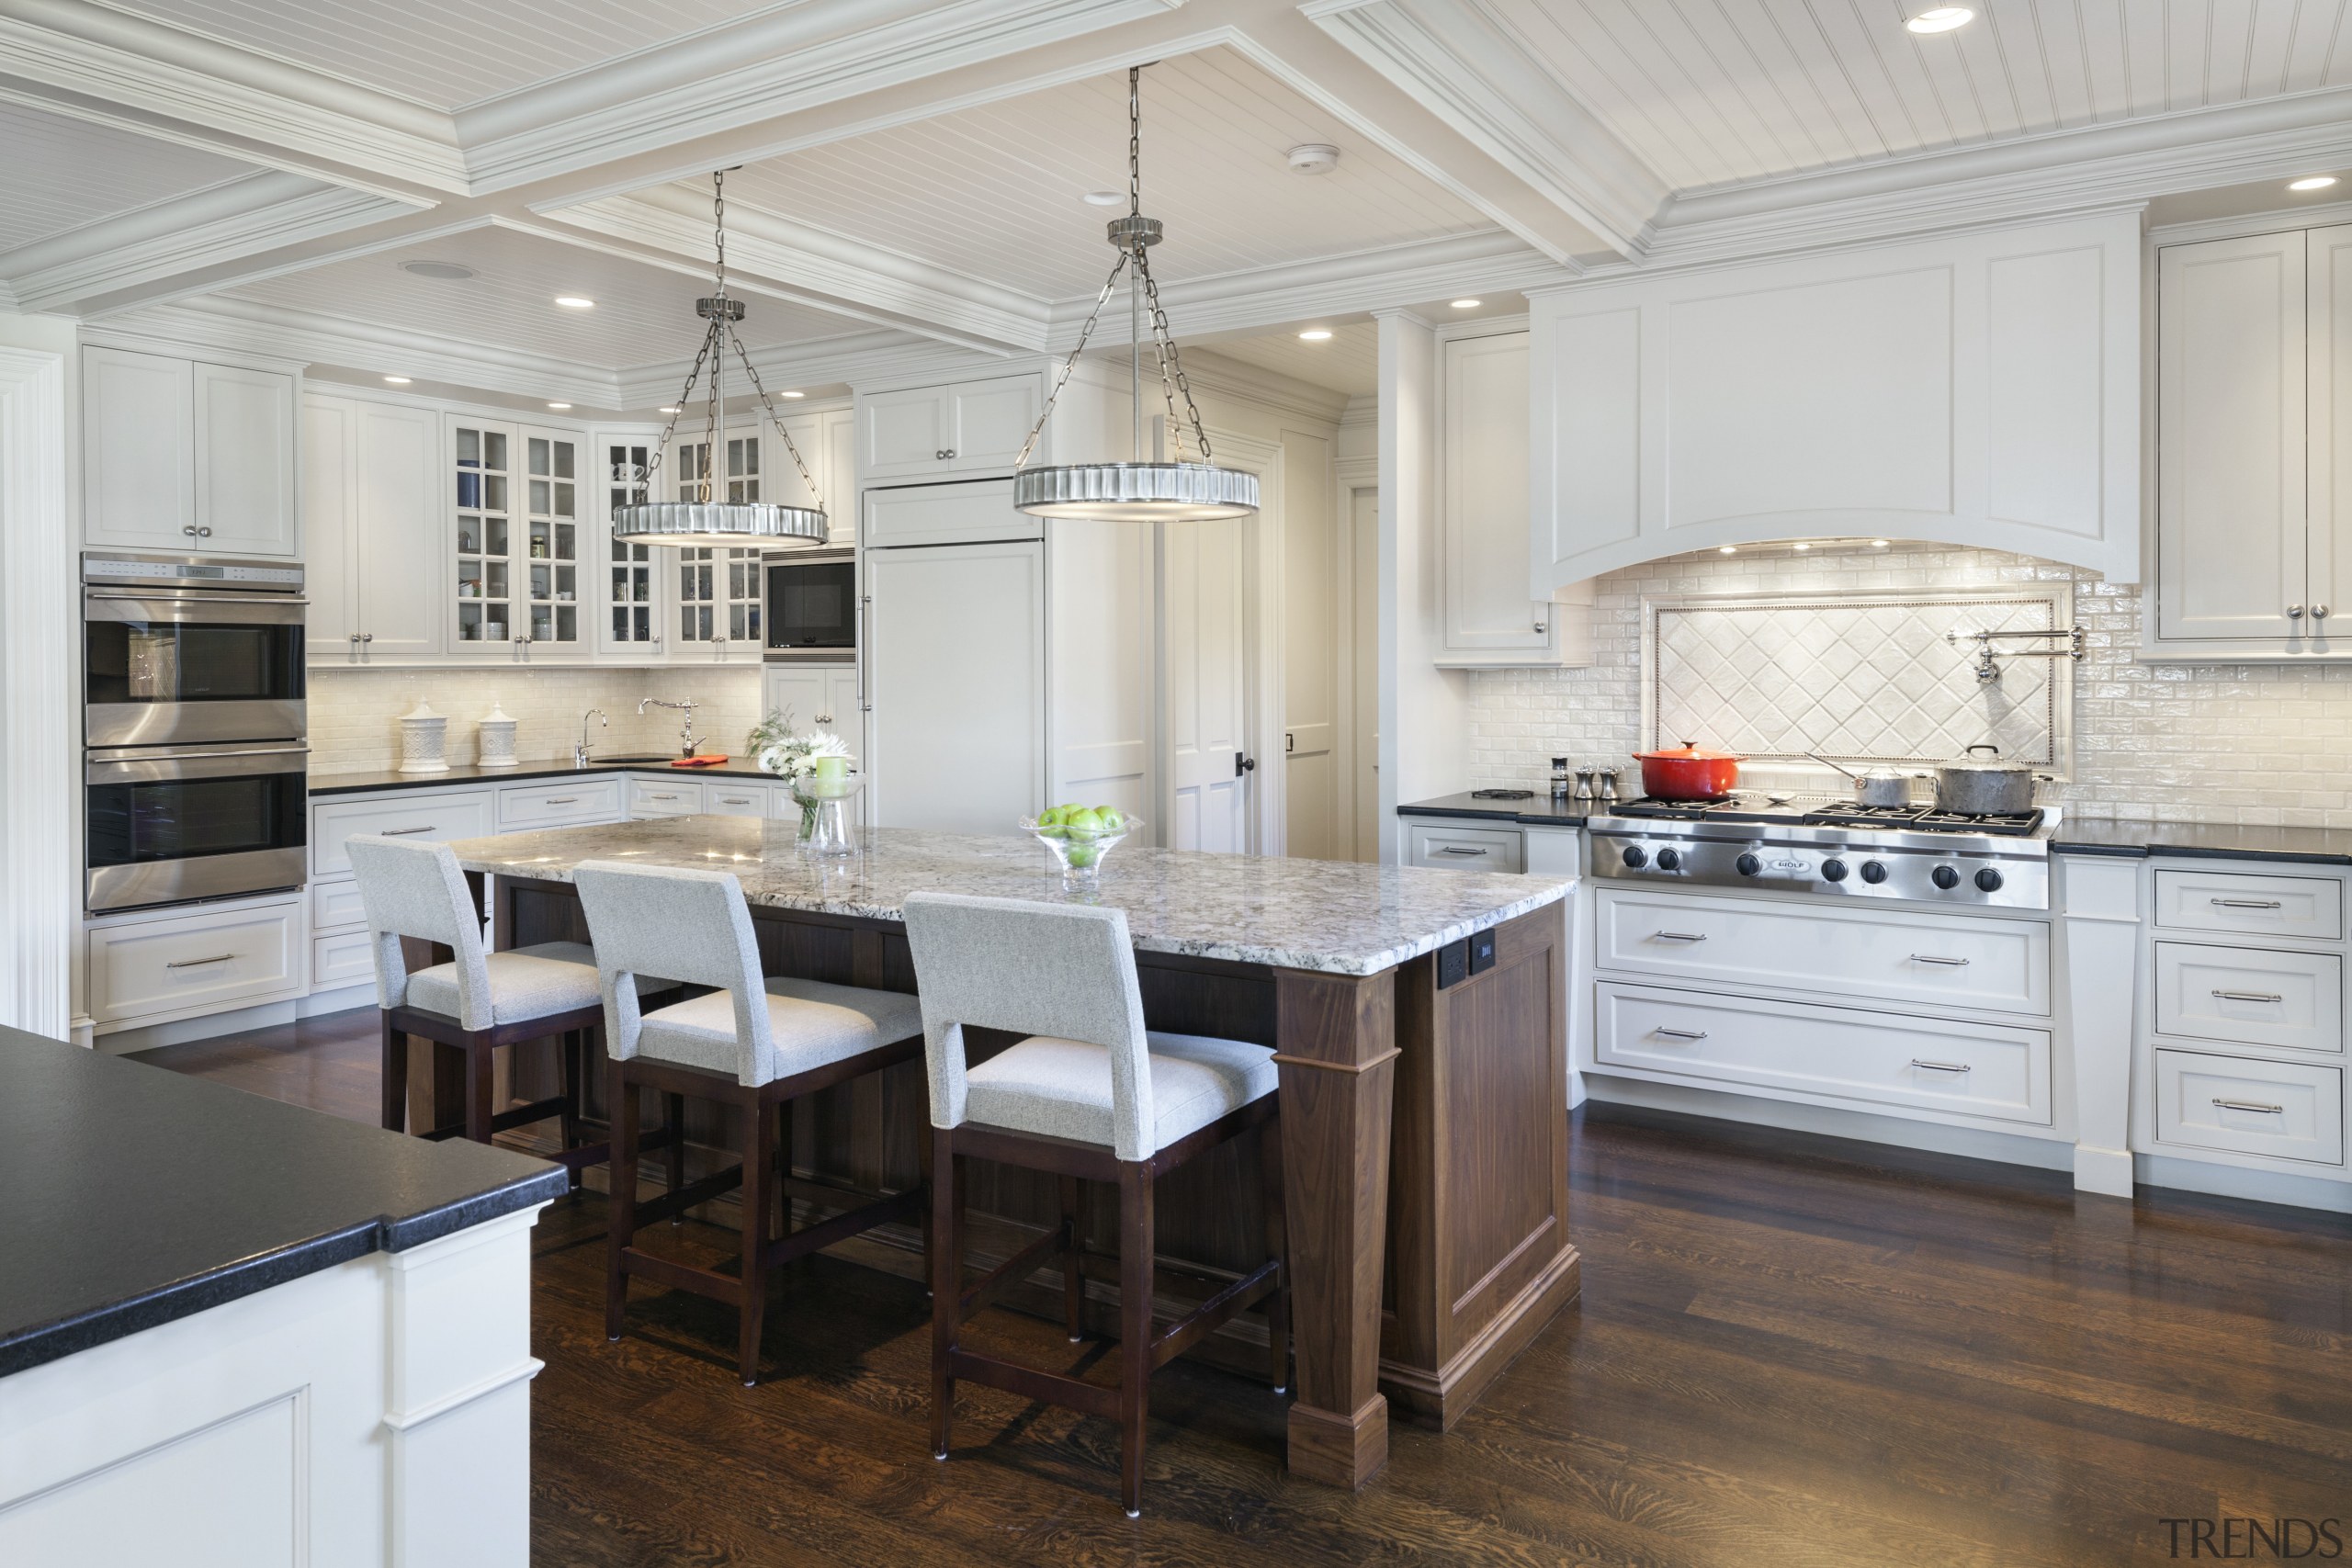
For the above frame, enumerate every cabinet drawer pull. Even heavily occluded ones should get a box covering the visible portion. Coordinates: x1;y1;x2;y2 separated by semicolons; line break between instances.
544;796;580;805
1436;846;1489;856
2211;1098;2285;1115
166;953;237;969
1652;1026;1709;1042
2211;989;2284;1004
380;825;436;836
1909;954;1971;966
1652;931;1708;943
1909;1058;1972;1074
646;793;680;800
2211;897;2284;910
718;796;753;805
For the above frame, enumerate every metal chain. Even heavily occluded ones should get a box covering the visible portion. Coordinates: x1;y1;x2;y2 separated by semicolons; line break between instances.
727;330;824;513
1012;248;1129;469
639;318;718;493
1129;65;1141;218
698;169;732;503
1138;258;1213;462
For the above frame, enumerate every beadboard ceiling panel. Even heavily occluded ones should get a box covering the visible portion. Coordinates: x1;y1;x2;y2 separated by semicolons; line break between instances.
1201;322;1380;396
221;225;870;371
95;0;763;111
707;48;1494;301
0;101;258;255
1490;0;2352;193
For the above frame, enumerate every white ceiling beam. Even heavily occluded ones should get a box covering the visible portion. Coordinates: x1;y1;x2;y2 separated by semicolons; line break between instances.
1298;0;1666;261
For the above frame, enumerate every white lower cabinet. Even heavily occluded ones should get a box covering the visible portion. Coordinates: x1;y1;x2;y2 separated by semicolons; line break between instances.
2153;866;2345;942
2154;1048;2345;1166
494;779;622;831
87;898;304;1025
703;783;773;818
627;777;702;818
2154;941;2343;1055
311;927;378;990
1406;821;1525;873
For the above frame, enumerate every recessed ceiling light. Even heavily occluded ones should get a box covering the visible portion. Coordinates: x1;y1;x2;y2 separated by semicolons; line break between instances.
1298;329;1334;341
781;389;805;399
1792;542;1812;551
1083;190;1124;206
399;259;476;281
383;376;412;385
2290;175;2340;192
1718;546;1736;555
548;402;572;411
1905;6;1973;32
1871;538;1891;548
554;296;595;310
1451;299;1482;310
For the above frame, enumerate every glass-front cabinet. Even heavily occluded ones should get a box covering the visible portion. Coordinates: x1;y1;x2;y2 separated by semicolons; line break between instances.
452;421;514;648
599;433;663;656
449;417;582;658
671;431;765;661
522;432;581;649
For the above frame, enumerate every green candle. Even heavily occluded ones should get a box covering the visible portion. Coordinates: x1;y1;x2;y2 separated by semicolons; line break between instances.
811;755;847;785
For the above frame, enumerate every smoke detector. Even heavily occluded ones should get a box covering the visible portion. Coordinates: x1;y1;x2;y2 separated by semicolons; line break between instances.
1286;143;1340;175
400;259;477;281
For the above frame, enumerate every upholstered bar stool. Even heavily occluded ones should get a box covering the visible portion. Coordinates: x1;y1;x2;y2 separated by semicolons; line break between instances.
902;891;1287;1517
349;834;680;1190
573;859;927;1387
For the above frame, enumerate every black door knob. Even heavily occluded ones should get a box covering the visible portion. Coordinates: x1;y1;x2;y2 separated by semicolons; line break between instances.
1974;867;2005;892
1860;861;1889;884
1622;845;1648;869
1656;848;1682;871
1821;858;1849;883
1931;864;1962;890
1735;852;1762;876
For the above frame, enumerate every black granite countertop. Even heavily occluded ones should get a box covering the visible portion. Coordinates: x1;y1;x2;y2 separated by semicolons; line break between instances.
310;756;777;795
0;1028;565;1379
2050;818;2352;865
1397;792;1589;828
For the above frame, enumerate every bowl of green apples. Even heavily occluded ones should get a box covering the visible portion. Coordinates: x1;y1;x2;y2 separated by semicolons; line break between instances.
1022;804;1139;887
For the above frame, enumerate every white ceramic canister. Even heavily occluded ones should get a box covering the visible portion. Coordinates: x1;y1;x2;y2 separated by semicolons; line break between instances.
477;701;518;769
397;700;449;774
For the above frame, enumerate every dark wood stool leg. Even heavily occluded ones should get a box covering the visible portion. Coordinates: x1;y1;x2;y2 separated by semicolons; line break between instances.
380;1014;408;1134
1261;1115;1290;1393
664;1090;688;1224
1059;1174;1084;1343
558;1031;584;1184
605;1059;640;1343
929;1127;958;1461
464;1035;494;1144
1117;1159;1155;1517
916;1123;933;1296
737;1098;773;1387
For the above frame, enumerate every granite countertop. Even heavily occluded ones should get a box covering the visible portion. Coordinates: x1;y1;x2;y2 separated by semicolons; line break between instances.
310;756;778;795
0;1028;566;1380
447;818;1574;976
2050;818;2352;865
1397;792;1589;827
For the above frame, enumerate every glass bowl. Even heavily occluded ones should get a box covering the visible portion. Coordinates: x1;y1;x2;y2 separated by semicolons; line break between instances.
1020;812;1140;886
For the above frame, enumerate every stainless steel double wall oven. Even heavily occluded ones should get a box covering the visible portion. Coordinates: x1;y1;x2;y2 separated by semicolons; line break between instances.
83;552;308;912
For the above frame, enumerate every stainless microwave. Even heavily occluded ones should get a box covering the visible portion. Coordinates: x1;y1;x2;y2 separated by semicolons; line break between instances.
763;549;856;663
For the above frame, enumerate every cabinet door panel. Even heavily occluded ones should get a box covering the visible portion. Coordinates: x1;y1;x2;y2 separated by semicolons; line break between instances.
861;387;950;479
83;347;194;548
2157;231;2307;640
302;396;357;658
1443;333;1546;651
193;364;298;557
2312;225;2352;635
355;401;443;658
946;375;1041;470
824;409;856;545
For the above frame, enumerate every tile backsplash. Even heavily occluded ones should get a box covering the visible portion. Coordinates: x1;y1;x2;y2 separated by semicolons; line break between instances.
307;665;765;774
1468;542;2352;827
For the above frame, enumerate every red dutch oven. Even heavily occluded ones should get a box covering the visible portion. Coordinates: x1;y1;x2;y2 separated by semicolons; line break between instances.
1632;740;1742;801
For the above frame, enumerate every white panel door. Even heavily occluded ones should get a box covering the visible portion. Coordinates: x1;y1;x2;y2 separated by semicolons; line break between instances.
2157;231;2307;641
823;408;857;545
302;395;357;658
354;400;444;658
2312;225;2352;634
1442;331;1547;652
861;386;951;480
82;346;194;550
192;363;299;557
864;540;1046;833
1163;511;1252;853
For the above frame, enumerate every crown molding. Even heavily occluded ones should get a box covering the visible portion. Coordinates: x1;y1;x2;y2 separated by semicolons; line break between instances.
0;0;464;196
1160;347;1354;425
1300;0;1662;260
458;0;1182;195
2146;195;2352;246
0;173;421;315
612;329;975;409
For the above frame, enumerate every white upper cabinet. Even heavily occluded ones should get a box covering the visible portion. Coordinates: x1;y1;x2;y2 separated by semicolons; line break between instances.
865;475;1041;548
760;664;859;739
823;407;856;546
1439;330;1590;667
666;430;765;663
595;430;665;659
447;418;585;660
1529;211;2140;588
85;346;298;558
304;393;440;662
2318;226;2352;640
858;374;1042;481
764;412;824;514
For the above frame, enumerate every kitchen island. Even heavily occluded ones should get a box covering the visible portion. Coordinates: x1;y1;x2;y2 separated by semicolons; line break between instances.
446;818;1577;1488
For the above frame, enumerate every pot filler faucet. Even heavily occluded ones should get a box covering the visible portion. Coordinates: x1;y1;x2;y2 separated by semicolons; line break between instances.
639;697;704;758
575;708;605;768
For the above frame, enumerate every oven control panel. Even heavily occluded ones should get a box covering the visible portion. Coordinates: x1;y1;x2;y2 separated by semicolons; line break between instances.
1590;828;2049;911
85;553;305;590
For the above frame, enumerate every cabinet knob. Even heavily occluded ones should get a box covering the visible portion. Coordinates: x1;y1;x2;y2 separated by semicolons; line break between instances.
196;526;211;538
816;713;831;725
360;632;373;643
1533;621;1546;633
2318;604;2333;620
349;633;361;643
183;525;198;537
2290;604;2306;618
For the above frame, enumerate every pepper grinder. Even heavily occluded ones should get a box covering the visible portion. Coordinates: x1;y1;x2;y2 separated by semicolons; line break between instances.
1550;756;1572;800
1573;768;1596;806
1596;767;1622;807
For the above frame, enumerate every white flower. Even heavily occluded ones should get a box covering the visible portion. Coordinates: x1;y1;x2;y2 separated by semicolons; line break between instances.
753;729;854;782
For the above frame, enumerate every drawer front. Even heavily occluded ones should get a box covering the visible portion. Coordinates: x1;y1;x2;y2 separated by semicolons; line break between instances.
311;928;377;990
2154;868;2344;942
1596;889;2050;1016
496;778;623;830
627;777;704;818
2154;942;2344;1055
1407;822;1525;874
311;790;493;878
2154;1049;2344;1165
89;902;301;1022
311;878;367;932
703;783;772;818
1595;982;2052;1125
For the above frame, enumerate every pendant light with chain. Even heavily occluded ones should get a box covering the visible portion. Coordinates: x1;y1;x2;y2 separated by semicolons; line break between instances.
612;169;829;548
1011;65;1260;523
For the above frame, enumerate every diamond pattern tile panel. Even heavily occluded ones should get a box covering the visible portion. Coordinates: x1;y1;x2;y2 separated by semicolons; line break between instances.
1645;591;2067;766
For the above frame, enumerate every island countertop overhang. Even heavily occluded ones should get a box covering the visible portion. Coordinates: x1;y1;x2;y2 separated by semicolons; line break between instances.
446;818;1573;977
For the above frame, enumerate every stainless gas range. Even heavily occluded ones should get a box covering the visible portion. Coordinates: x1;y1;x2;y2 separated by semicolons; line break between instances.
1589;795;2052;911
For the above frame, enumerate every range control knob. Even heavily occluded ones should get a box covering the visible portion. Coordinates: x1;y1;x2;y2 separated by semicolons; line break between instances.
1622;844;1649;869
1735;852;1762;877
1931;864;1962;890
1974;867;2005;893
1820;858;1849;883
1860;861;1889;885
1657;847;1683;871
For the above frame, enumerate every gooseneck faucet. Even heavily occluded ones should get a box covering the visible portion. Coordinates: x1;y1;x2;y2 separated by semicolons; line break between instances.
639;697;704;758
575;708;605;768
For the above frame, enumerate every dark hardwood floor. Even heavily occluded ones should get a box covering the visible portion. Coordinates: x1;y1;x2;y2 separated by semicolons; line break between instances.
140;1009;2352;1566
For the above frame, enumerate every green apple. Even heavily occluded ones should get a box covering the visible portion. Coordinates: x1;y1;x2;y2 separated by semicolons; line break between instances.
1066;807;1104;834
1066;843;1101;868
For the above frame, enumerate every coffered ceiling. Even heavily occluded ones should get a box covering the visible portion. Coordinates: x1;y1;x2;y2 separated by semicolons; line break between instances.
6;0;2349;404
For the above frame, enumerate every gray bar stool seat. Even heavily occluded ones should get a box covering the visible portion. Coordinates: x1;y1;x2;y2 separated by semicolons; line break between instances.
903;891;1287;1518
573;859;926;1387
350;835;681;1190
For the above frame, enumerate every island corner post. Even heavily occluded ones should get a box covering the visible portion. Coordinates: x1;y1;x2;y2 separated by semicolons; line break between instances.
471;859;1577;1490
